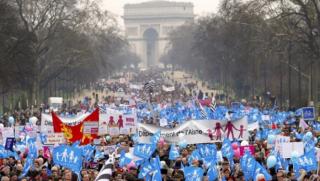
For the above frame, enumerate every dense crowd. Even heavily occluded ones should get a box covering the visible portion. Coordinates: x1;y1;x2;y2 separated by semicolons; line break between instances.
0;69;319;181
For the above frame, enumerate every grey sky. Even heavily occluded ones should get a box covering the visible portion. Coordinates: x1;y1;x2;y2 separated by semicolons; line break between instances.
100;0;221;24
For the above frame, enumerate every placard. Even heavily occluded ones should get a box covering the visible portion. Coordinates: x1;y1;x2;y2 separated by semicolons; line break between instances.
275;135;290;153
280;142;304;158
5;138;15;151
83;122;99;134
43;133;66;145
0;128;14;145
302;107;315;121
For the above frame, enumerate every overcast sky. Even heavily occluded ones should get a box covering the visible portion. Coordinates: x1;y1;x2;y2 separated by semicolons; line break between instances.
100;0;221;25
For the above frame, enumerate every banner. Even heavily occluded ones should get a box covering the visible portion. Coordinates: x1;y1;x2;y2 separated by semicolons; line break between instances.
162;85;175;92
137;117;248;144
52;109;99;145
99;108;137;135
41;113;89;133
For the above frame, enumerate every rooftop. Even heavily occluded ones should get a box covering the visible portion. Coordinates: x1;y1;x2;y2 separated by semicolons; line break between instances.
124;0;194;9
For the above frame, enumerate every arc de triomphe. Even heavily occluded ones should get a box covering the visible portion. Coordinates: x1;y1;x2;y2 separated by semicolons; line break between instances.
123;1;194;68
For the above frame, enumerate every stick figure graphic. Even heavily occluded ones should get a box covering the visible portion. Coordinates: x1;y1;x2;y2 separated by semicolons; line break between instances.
117;115;124;129
207;129;213;140
224;121;237;139
108;116;115;127
62;149;68;162
214;122;223;140
237;125;246;139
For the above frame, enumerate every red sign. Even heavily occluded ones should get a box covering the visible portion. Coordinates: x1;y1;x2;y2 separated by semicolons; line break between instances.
240;145;255;156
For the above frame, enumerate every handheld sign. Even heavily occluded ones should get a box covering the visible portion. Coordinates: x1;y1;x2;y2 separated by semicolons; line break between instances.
302;107;315;121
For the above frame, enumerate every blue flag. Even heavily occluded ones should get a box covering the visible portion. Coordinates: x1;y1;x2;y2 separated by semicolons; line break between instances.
188;149;202;165
27;138;37;159
0;146;9;158
134;144;156;159
183;166;204;181
119;150;132;168
240;151;256;180
150;156;162;181
150;130;161;144
221;139;234;159
197;144;217;159
293;149;317;173
82;145;95;161
207;166;218;181
169;144;180;160
53;145;83;173
138;160;153;179
94;148;104;162
19;157;32;178
254;162;272;181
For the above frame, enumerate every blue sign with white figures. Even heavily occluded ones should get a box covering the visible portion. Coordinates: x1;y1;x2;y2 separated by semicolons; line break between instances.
53;146;83;173
302;107;315;121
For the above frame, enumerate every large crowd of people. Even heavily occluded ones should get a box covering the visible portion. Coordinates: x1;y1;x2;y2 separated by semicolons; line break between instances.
0;69;319;181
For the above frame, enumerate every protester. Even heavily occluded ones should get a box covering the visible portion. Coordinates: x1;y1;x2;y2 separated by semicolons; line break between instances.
0;69;319;181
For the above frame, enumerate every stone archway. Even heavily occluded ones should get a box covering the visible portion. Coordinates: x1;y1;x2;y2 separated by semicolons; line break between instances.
143;28;159;67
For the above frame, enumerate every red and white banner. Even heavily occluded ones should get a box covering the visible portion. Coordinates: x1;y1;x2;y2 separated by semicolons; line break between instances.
41;113;89;133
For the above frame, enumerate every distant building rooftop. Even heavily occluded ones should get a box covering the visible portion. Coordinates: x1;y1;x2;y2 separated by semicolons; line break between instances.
124;0;193;9
123;0;194;20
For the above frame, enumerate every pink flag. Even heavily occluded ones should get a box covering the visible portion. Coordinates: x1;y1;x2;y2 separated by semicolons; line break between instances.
299;118;309;131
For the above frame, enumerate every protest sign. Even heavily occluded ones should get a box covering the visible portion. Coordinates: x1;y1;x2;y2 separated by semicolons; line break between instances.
274;135;290;153
83;122;99;134
138;117;248;144
280;142;304;158
42;133;66;145
302;107;315;121
5;138;15;151
0;128;14;145
239;145;255;156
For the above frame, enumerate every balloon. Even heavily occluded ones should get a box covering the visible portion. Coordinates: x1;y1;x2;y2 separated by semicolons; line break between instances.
232;142;239;150
29;116;38;125
291;151;299;159
178;140;187;149
105;135;111;141
267;155;277;168
159;137;165;146
267;135;276;144
240;140;249;146
234;149;240;158
126;161;136;170
8;116;15;124
305;132;313;139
